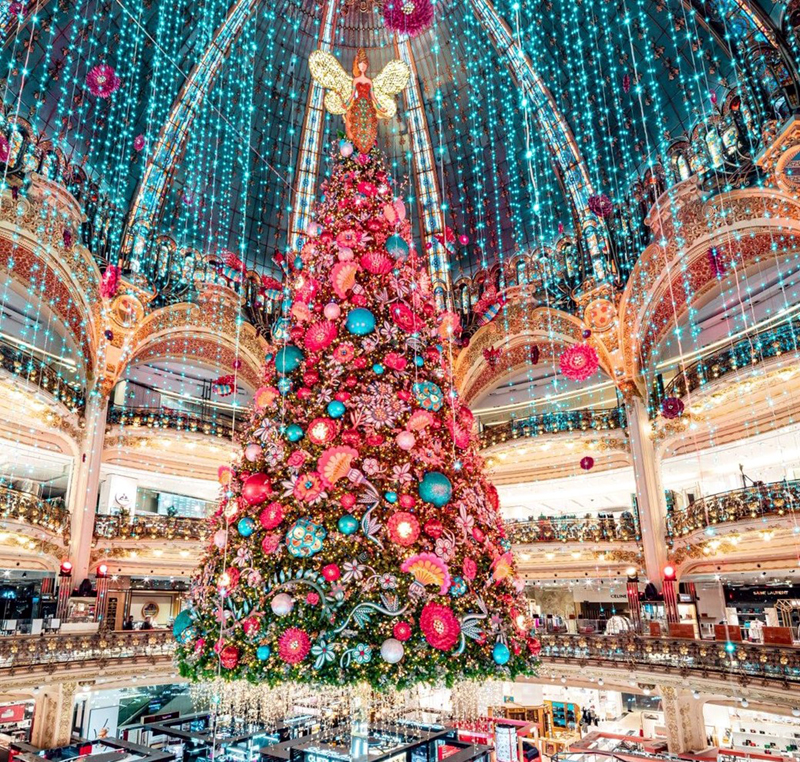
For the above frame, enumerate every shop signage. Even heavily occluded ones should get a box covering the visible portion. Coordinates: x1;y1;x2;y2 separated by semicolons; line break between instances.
724;585;800;603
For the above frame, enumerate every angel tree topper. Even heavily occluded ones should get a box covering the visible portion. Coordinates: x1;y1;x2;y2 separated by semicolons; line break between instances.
175;58;539;691
310;48;410;154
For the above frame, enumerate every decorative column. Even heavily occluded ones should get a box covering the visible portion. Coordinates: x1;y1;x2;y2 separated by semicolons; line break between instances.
67;391;109;582
659;686;706;753
31;681;78;748
663;565;679;624
625;395;669;586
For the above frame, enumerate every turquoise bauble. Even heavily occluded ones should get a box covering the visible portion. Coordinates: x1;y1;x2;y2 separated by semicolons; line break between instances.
327;400;346;418
346;308;376;335
285;424;304;442
385;234;409;260
293;256;303;270
419;471;453;507
237;517;255;537
172;609;194;643
275;345;304;374
277;377;293;395
373;364;385;375
414;356;424;367
286;518;327;557
385;491;398;503
257;645;271;661
493;642;511;665
338;515;359;535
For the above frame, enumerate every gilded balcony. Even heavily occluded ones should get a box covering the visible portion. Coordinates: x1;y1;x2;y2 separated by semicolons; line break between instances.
0;485;70;539
93;513;210;543
507;513;640;545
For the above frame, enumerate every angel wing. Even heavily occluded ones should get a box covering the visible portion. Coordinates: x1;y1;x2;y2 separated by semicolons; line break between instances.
309;50;352;115
372;60;410;118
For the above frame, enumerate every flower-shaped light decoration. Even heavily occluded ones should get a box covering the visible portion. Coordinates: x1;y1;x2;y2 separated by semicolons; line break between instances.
387;511;420;547
86;64;121;98
419;602;461;651
278;627;311;664
559;343;599;381
588;193;614;218
382;0;434;37
661;396;685;419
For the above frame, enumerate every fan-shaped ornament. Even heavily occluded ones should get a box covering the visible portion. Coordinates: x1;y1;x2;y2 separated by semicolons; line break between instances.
382;0;434;37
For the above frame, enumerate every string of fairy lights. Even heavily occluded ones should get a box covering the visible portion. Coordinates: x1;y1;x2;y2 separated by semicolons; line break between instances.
0;0;798;598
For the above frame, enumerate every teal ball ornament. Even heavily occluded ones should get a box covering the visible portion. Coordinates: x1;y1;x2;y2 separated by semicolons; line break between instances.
277;377;292;395
285;424;304;442
346;308;376;336
385;234;409;260
293;256;303;270
173;609;194;643
338;515;359;535
414;356;424;367
385;491;398;503
275;345;304;374
257;645;271;661
373;363;385;375
419;471;453;507
237;517;255;537
327;400;346;418
493;642;511;665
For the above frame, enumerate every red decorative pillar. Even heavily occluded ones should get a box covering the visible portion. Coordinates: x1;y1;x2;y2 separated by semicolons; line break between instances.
56;561;73;621
626;567;642;633
94;563;109;624
663;565;679;624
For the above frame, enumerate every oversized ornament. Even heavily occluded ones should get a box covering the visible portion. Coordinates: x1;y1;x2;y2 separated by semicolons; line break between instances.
257;645;271;660
346;308;376;335
275;345;304;374
339;140;354;158
242;473;271;506
259;502;284;530
396;431;416;450
337;514;359;535
285;424;305;442
173;610;195;643
213;529;228;548
419;471;453;507
271;593;294;616
385;234;410;259
244;443;262;462
237;517;255;537
323;302;341;320
380;638;405;664
219;644;240;669
493;642;511;665
285;518;327;557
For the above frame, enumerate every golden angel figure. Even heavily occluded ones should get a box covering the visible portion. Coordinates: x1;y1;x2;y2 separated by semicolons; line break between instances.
309;48;410;154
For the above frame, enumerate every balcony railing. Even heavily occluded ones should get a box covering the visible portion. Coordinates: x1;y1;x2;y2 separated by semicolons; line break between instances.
661;316;800;401
0;485;70;537
479;407;627;448
666;479;800;537
0;630;173;671
0;339;85;414
507;513;640;545
108;404;244;439
539;632;800;684
94;513;210;542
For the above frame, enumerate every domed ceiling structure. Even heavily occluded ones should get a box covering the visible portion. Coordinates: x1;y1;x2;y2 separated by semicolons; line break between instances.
1;0;798;303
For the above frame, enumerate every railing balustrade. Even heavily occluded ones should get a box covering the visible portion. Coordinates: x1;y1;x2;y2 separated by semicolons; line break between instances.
507;512;640;544
666;479;800;537
93;513;210;542
0;339;85;414
479;407;627;448
539;632;800;684
108;404;244;439
0;485;70;537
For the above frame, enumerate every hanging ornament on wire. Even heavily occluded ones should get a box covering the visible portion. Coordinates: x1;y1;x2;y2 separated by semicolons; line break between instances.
383;0;434;37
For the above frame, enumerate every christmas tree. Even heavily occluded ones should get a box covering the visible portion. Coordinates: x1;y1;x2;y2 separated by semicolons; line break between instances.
174;51;539;694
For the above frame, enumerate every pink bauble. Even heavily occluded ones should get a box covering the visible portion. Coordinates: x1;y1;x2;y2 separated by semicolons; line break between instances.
396;431;416;451
340;141;354;158
242;473;271;506
324;303;341;320
337;246;354;261
459;234;469;245
306;222;320;237
244;444;262;462
213;529;228;548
